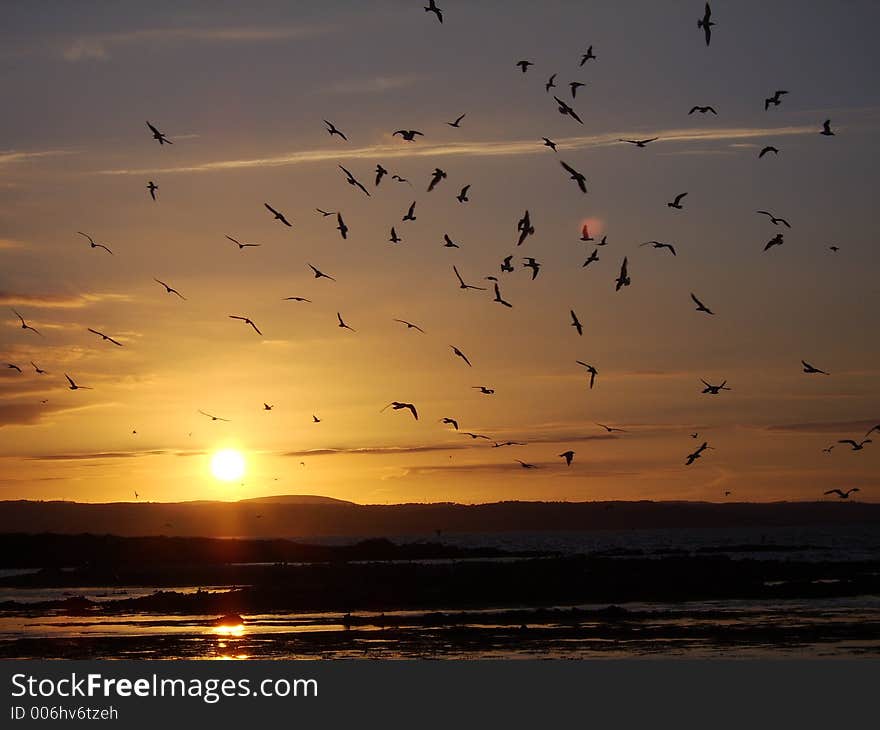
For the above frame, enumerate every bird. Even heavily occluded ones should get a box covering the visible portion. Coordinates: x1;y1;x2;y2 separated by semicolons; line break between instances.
308;263;336;281
697;3;714;46
821;119;835;136
570;310;583;336
824;488;860;499
264;203;292;226
12;309;41;335
339;165;370;196
229;316;262;335
516;60;534;73
545;74;557;93
552;96;583;124
758;146;778;158
579;46;596;65
501;255;515;273
337;313;356;332
64;373;92;390
403;201;417;221
381;401;418;420
134;491;139;499
582;249;600;268
456;185;470;203
282;296;312;303
77;232;113;254
559;161;587;193
691;433;699;439
225;235;260;250
447;113;466;127
615;257;631;291
493;282;513;308
453;265;486;291
837;439;871;451
569;81;586;98
517;210;535;245
427;168;447;192
640;240;676;256
440;418;459;430
560;451;575;466
619;137;658;147
822;445;835;454
392;174;410;185
146;121;172;145
493;441;525;448
764;90;788;110
597;235;609;246
865;425;880;439
387;226;402;245
522;257;541;280
801;360;829;375
153;278;186;299
764;233;784;251
393;129;423;141
461;432;490;440
597;423;627;433
542;137;557;152
31;361;47;375
473;386;495;395
336;212;349;239
515;459;538;469
6;363;22;373
372;165;389;188
312;415;321;423
198;410;229;422
576;361;598;389
323;119;347;140
394;319;425;333
451;346;472;366
828;245;839;253
316;208;334;217
690;293;714;315
688;105;717;115
88;328;122;346
580;224;594;242
667;192;688;209
685;442;712;465
424;0;443;23
147;181;158;200
756;211;791;228
700;379;731;394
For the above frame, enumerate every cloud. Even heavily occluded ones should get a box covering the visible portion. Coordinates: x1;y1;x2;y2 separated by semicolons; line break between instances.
0;292;132;309
0;239;25;250
26;450;169;461
0;150;75;165
283;444;469;457
95;125;819;176
324;74;425;95
765;420;878;435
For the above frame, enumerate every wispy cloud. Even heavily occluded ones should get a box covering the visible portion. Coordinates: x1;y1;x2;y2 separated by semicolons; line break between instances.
26;450;169;461
765;420;878;435
0;292;132;309
0;150;75;165
283;444;469;458
95;125;818;176
0;239;25;250
324;74;426;95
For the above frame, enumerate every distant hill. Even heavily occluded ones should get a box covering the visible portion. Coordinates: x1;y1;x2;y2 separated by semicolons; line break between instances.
237;494;355;505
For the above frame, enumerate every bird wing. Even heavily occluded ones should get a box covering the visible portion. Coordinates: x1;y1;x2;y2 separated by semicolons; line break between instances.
453;265;466;286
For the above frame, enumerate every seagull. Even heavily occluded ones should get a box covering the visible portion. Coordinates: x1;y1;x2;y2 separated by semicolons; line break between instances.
323;119;347;140
822;445;835;454
570;310;583;336
542;137;557;152
12;309;41;335
198;410;229;422
225;235;261;250
691;433;699;439
516;60;534;73
597;235;609;246
569;81;586;98
517;210;535;245
838;439;871;451
579;46;596;65
394;319;425;333
263;403;273;411
597;423;627;433
756;211;791;227
394;129;424;141
282;296;312;302
764;90;789;111
31;361;47;375
545;74;557;93
515;459;538;469
403;201;417;221
553;96;583;124
146;121;172;145
147;181;158;200
758;146;778;158
316;208;334;217
582;249;600;268
690;293;714;315
425;0;443;23
615;257;631;291
829;245;839;253
427;168;447;192
388;227;402;244
501;255;515;273
88;328;122;346
493;441;525;448
336;212;349;239
801;360;829;375
688;106;717;115
313;415;321;423
308;263;336;281
865;425;880;439
462;432;490;440
440;417;459;430
493;282;513;308
559;161;587;193
697;3;714;46
619;137;658;147
447;113;466;128
153;278;186;299
764;233;784;251
824;488;860;499
451;346;472;366
580;224;594;242
456;185;470;203
65;373;93;390
264;203;292;226
337;313;356;332
229;316;263;335
522;257;541;280
473;386;495;394
700;379;730;394
640;240;676;256
685;441;712;465
820;119;835;136
576;361;598;389
667;192;688;209
6;363;22;373
77;232;113;254
453;265;486;290
381;401;419;420
392;174;410;185
339;165;370;196
560;450;575;466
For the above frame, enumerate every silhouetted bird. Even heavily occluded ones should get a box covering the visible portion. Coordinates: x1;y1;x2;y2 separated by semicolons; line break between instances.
582;249;599;268
689;106;717;115
425;0;443;23
226;235;260;250
560;161;587;193
517;210;535;245
570;310;583;336
337;313;356;332
323;120;347;140
428;168;447;192
454;265;485;290
473;386;495;395
88;328;122;346
78;232;113;254
619;137;658;147
6;363;22;373
838;439;871;451
31;362;47;374
447;113;466;127
545;74;557;93
801;360;828;375
316;208;334;217
580;46;596;65
577;361;598;389
339;165;370;196
264;203;292;226
493;282;512;308
440;418;459;430
701;379;730;394
198;410;229;422
764;90;788;110
759;146;778;158
501;255;515;273
824;488;860;499
821;119;835;136
515;459;538;469
394;319;425;333
263;403;273;411
764;233;784;251
389;227;402;243
462;432;490;440
229;316;262;335
375;164;388;186
336;212;349;239
451;346;472;366
615;257;631;291
394;129;423;141
569;81;585;98
146;121;172;145
283;296;311;302
560;450;575;466
691;293;714;315
522;257;541;280
668;192;688;209
542;137;557;152
686;441;712;465
640;240;676;256
456;185;470;203
313;415;321;423
308;263;336;281
147;181;158;200
65;373;92;390
12;309;41;336
381;401;418;420
697;3;714;46
516;60;534;73
553;96;583;124
756;210;791;227
403;201;417;221
153;278;186;299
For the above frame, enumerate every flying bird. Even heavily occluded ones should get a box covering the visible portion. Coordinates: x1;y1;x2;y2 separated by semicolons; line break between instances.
462;432;490;440
758;146;778;158
597;423;627;433
198;410;229;422
336;212;349;239
516;60;534;73
697;3;714;46
451;346;472;366
764;233;784;251
640;241;676;256
764;90;789;110
473;386;495;395
576;361;598;389
31;361;47;375
394;319;425;333
582;249;600;268
77;232;113;254
501;255;515;273
559;451;575;466
453;265;486;290
387;225;403;244
146;121;172;145
686;441;712;466
700;379;730;394
517;210;535;245
6;363;22;373
394;129;424;141
403;201;417;221
392;174;410;184
229;316;263;335
65;373;92;390
316;208;334;217
515;459;538;469
313;415;321;423
225;235;260;250
522;257;541;280
427;168;448;192
282;296;312;302
615;257;631;291
153;278;186;299
579;46;596;65
374;164;388;186
323;119;347;140
667;192;688;209
493;282;513;308
552;96;583;124
560;161;587;193
690;293;714;315
147;181;158;200
337;313;356;332
447;113;466;128
821;119;835;136
263;403;273;411
425;0;443;23
756;211;791;228
838;439;871;452
570;310;583;336
569;81;586;98
88;328;122;346
688;106;717;115
440;417;459;430
264;203;292;226
493;441;525;448
381;401;419;420
456;185;470;203
801;360;829;375
339;165;370;196
824;488;860;499
545;74;557;93
619;137;658;147
542;137;557;152
12;309;41;336
308;263;336;281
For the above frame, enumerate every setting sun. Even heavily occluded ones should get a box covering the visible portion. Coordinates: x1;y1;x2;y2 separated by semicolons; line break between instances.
210;450;246;482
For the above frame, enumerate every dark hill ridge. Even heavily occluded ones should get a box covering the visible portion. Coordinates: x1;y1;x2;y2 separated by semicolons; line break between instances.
0;499;876;539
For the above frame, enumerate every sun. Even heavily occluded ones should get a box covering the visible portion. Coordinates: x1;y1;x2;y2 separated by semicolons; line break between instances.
210;449;246;482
